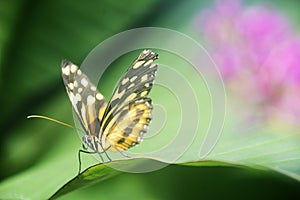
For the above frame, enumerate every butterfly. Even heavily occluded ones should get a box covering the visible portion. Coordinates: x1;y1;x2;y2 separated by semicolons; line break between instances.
61;50;158;173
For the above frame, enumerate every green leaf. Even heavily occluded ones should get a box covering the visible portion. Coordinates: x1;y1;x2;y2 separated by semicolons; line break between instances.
60;164;300;199
49;163;121;200
49;158;298;199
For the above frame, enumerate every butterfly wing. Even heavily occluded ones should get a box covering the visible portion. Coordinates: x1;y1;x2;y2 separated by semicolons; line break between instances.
100;50;158;151
61;60;107;137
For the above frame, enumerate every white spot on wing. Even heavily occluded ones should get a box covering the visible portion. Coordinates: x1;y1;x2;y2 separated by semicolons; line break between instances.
111;89;125;101
70;64;77;73
140;91;148;97
122;77;129;85
128;83;134;89
141;75;148;82
87;95;95;105
133;61;145;69
77;70;82;75
145;101;151;107
74;80;78;87
137;136;143;143
96;93;104;100
130;76;137;82
68;83;74;90
126;93;137;102
150;64;156;68
144;60;153;66
78;88;83;93
143;50;150;54
62;66;70;76
81;78;88;87
74;93;81;104
91;86;97;91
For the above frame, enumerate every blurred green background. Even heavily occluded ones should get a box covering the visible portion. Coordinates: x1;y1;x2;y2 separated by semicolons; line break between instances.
1;0;300;199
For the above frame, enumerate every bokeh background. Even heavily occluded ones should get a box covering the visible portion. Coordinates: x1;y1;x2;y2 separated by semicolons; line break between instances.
1;0;300;199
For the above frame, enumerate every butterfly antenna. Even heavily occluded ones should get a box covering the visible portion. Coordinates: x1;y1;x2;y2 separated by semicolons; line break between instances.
27;115;74;129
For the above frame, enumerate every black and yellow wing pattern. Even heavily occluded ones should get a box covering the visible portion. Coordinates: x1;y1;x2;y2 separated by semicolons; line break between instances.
61;50;158;155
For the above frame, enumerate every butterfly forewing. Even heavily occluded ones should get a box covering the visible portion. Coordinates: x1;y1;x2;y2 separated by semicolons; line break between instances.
61;60;107;137
100;50;158;151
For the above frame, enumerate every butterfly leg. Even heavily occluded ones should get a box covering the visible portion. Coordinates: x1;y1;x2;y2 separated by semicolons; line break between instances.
78;149;98;176
110;145;130;158
98;143;112;162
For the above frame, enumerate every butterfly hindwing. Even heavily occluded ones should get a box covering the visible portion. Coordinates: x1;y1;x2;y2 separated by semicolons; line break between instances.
104;98;153;151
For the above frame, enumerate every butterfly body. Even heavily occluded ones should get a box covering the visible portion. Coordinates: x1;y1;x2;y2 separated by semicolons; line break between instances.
61;50;158;157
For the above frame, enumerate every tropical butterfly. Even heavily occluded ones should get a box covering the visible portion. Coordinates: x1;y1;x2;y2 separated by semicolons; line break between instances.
61;50;158;173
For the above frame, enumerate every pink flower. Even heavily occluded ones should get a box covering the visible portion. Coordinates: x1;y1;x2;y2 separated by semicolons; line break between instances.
196;0;300;128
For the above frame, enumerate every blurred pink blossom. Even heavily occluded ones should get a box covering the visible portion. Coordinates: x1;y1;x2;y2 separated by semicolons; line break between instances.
196;0;300;128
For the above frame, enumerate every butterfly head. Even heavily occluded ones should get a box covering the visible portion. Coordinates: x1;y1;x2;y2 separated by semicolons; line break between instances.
82;135;101;152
